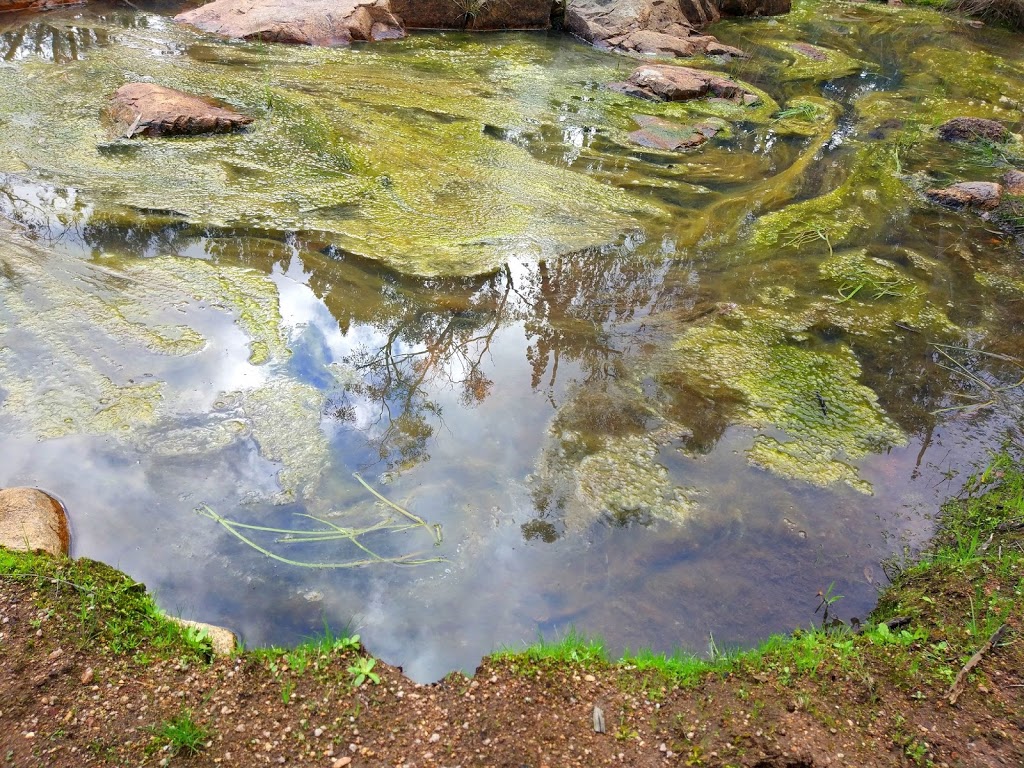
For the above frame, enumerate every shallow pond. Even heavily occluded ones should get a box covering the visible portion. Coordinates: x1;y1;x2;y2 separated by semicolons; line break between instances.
1;0;1023;680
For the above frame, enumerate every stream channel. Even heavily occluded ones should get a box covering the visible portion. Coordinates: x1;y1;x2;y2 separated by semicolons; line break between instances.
1;0;1023;681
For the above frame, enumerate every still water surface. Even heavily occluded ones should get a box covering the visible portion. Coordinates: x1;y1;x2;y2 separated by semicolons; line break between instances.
1;0;1023;680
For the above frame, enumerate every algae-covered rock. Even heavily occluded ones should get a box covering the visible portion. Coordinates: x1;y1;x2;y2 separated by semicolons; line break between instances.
937;117;1010;144
766;41;868;82
627;115;727;150
665;312;906;492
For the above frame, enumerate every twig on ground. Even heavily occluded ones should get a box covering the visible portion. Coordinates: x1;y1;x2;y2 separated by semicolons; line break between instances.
947;625;1010;705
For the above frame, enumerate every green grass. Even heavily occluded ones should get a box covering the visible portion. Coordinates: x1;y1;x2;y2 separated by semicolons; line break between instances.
0;549;215;662
146;709;211;757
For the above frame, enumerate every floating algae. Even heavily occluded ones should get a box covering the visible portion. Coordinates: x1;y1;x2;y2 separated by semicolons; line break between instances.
576;434;695;527
750;136;908;251
237;380;330;503
0;230;324;502
665;311;906;493
0;21;670;277
528;380;696;531
116;255;288;365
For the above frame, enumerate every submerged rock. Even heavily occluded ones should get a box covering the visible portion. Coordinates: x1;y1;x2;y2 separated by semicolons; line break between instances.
925;181;1003;210
628;114;726;150
565;0;744;58
768;41;867;82
608;64;758;103
108;84;254;139
391;0;552;29
717;0;790;15
937;117;1009;143
1004;169;1024;196
175;0;405;46
0;488;70;557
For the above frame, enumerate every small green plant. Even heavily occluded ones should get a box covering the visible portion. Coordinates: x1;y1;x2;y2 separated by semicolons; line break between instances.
814;582;844;627
347;657;380;687
772;102;820;122
147;709;210;757
333;633;361;653
281;679;295;704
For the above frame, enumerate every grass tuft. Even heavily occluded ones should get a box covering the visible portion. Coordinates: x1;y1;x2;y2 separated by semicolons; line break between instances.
147;709;211;757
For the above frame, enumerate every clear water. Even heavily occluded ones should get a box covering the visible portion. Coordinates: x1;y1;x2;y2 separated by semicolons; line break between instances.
1;0;1023;681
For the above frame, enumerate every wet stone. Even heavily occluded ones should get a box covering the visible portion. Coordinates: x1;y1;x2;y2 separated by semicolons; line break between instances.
608;64;758;104
937;117;1009;143
108;83;254;138
1004;170;1024;196
628;115;725;150
925;181;1004;211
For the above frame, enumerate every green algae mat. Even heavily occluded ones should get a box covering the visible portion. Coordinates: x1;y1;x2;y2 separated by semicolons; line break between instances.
1;0;1024;682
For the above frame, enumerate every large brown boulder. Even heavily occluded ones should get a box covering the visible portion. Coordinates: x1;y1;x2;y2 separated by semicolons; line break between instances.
565;0;744;58
175;0;405;46
391;0;553;30
0;487;70;557
608;63;759;103
108;83;254;138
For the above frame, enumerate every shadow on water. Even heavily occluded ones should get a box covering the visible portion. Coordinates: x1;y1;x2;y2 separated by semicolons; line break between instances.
1;0;1024;679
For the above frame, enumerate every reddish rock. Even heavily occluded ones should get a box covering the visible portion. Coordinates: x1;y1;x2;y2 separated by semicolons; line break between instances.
0;487;70;557
108;84;254;138
391;0;553;30
628;114;723;150
565;0;745;58
937;117;1009;143
1004;170;1024;196
0;0;81;14
175;0;405;47
925;181;1003;210
608;64;757;103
